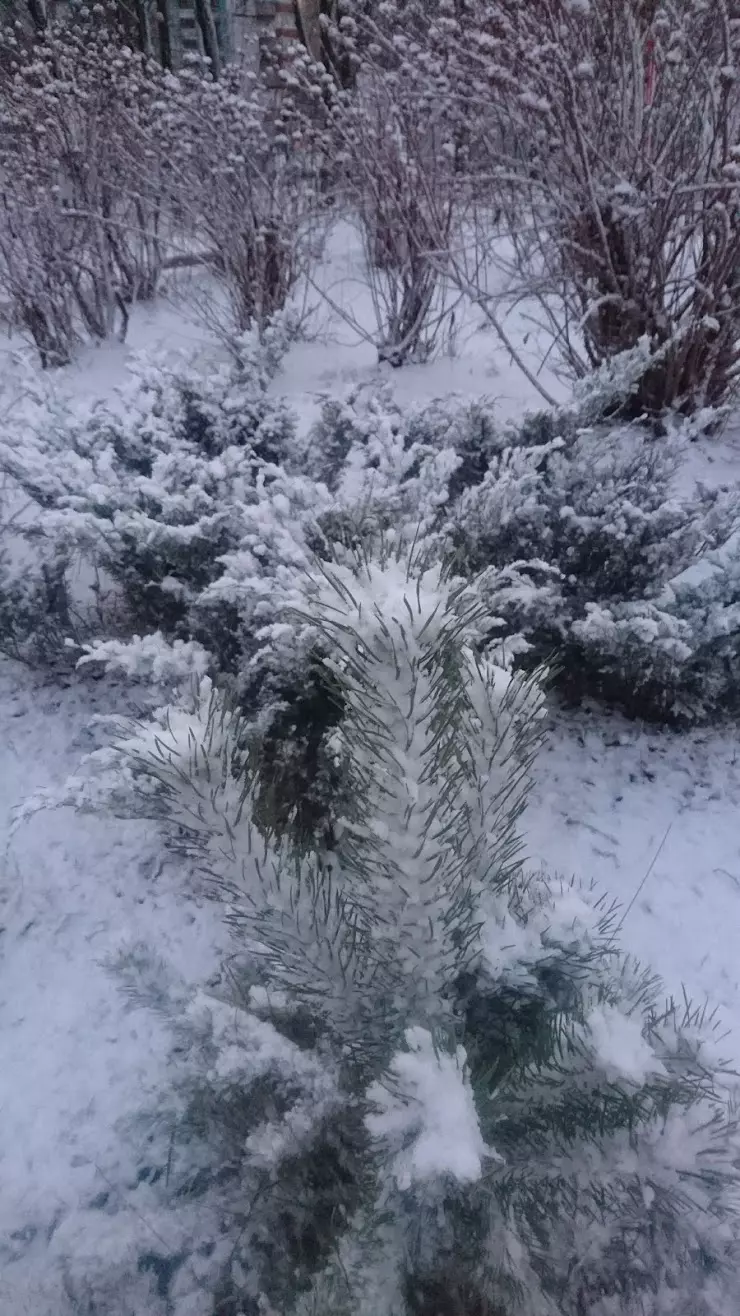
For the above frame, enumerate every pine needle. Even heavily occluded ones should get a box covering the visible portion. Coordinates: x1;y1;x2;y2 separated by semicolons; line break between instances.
613;822;673;938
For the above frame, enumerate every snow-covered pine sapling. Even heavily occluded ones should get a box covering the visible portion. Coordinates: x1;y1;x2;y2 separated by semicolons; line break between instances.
58;538;740;1314
87;540;544;1061
238;541;546;1056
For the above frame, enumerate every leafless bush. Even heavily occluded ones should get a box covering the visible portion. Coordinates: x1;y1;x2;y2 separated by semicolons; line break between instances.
0;11;172;364
0;190;79;367
0;12;328;361
341;74;460;364
159;66;327;336
391;0;740;416
334;0;740;415
283;17;464;366
293;7;550;383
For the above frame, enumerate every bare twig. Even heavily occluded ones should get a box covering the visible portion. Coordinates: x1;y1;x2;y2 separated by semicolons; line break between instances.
614;822;673;936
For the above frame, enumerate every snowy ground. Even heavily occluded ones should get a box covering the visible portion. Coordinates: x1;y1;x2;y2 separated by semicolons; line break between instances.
0;664;229;1311
1;242;740;1310
529;710;740;1040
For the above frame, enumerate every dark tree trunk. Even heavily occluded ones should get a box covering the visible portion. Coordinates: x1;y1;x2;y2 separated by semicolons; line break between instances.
194;0;221;76
155;0;174;69
25;0;47;33
133;0;154;55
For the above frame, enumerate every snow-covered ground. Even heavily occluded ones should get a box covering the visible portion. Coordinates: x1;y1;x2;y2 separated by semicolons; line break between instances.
0;664;229;1312
1;245;740;1310
529;710;740;1037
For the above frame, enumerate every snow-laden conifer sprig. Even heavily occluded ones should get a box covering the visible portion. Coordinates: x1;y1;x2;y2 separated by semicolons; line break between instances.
49;539;543;1071
221;539;546;1053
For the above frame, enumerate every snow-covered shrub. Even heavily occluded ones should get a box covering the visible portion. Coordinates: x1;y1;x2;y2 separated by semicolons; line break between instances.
64;540;739;1316
160;64;327;337
0;325;297;654
0;11;172;364
571;528;740;721
454;416;710;601
298;383;462;536
0;551;78;666
377;0;740;415
0;8;325;364
332;69;459;366
451;408;740;719
518;0;740;416
281;16;463;366
5;341;740;727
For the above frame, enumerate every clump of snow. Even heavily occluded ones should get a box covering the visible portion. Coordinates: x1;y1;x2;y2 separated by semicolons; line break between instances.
481;904;544;983
481;875;608;987
245;1091;338;1168
78;633;212;685
586;1002;667;1085
365;1027;493;1190
186;988;326;1087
